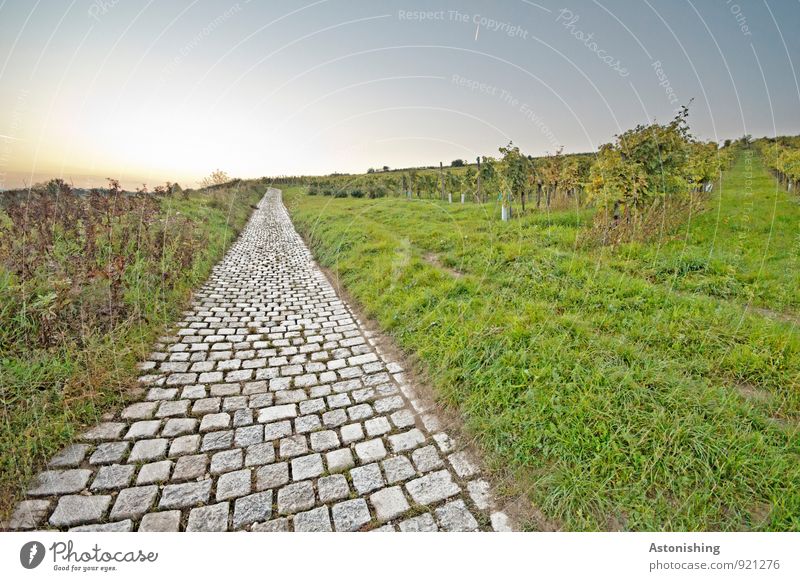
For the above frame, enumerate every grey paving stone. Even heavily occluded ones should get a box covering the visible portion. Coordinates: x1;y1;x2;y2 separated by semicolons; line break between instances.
89;442;130;465
124;420;161;440
200;412;231;433
235;425;263;447
467;479;491;510
137;460;172;485
299;398;326;415
317;474;350;503
491;512;513;531
295;414;321;433
264;420;292;441
233;491;273;529
432;432;454;453
129;439;168;462
70;520;133;532
310;430;340;452
146;387;177;400
405;470;460;505
399;513;438;532
448;451;479;479
172;454;208;481
156;400;190;418
325;448;355;473
110;486;158;520
49;495;111;527
364;417;391;437
138;510;181;532
187;502;230;531
28;469;92;496
340;422;364;444
370;486;411;522
350;463;384;495
388;428;425;453
169;434;200;457
294;506;332;532
91;464;135;491
258;404;297;423
347;404;373;422
121;401;159;420
7;500;51;530
355;438;387;463
162;418;198;437
322;409;347;427
210;448;243;474
251;518;288;532
81;422;126;441
159;480;212;509
244;442;275;466
216;469;252;501
435;499;479;532
382;455;416;484
291;453;324;481
48;444;91;468
412;445;443;473
201;430;233;452
256;462;289;490
390;409;416;429
277;481;315;515
332;499;372;531
279;435;308;458
192;397;221;415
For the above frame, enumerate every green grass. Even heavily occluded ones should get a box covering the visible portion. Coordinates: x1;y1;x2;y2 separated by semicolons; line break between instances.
0;185;262;518
611;150;800;312
284;151;800;531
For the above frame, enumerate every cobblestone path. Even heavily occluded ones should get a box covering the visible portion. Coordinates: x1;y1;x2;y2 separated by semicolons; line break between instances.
8;189;511;532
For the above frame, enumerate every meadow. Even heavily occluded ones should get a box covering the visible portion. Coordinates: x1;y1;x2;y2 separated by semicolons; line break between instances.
284;150;800;530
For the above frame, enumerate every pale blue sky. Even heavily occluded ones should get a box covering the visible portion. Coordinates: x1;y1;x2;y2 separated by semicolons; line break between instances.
1;0;798;188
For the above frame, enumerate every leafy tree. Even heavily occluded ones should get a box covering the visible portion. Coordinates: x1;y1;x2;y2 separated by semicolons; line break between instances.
499;142;530;212
478;156;498;202
464;167;477;201
587;106;696;223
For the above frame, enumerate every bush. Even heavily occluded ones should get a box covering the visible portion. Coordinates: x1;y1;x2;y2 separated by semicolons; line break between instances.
349;189;365;198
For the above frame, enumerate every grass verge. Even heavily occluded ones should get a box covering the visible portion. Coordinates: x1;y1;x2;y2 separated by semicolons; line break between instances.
0;184;262;519
284;152;799;531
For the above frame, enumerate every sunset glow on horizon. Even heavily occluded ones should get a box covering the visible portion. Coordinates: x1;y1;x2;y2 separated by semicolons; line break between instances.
1;0;798;190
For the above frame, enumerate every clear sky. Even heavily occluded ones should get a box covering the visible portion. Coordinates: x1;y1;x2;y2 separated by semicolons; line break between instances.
1;0;798;189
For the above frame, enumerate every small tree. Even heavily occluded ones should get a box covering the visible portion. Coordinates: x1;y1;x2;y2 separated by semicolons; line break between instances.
200;170;230;188
499;142;530;213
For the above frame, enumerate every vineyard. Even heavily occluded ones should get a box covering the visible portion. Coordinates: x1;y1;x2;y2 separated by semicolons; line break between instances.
283;125;800;530
300;109;734;245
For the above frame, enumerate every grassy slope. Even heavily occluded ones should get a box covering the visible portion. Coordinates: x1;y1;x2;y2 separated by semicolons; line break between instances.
613;151;800;312
284;151;799;531
0;186;262;518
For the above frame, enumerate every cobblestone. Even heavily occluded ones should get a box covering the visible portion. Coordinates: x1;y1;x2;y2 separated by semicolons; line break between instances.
11;190;502;532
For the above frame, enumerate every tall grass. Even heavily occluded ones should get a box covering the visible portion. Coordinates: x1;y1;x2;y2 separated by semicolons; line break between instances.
284;152;799;530
0;179;262;518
